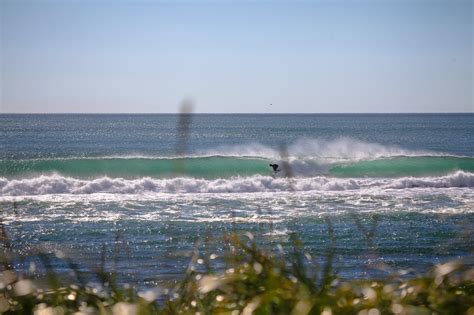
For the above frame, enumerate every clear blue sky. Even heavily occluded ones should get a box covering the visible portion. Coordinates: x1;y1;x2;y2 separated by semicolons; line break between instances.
1;0;472;113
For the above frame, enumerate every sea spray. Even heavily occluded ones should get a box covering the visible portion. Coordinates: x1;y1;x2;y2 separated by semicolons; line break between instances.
199;138;442;160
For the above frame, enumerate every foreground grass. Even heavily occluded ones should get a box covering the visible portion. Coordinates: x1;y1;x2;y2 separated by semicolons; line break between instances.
0;233;473;315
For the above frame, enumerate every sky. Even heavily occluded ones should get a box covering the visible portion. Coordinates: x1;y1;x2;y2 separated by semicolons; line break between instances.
1;0;472;113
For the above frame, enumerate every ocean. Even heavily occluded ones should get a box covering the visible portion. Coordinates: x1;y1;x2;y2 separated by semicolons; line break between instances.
1;113;473;286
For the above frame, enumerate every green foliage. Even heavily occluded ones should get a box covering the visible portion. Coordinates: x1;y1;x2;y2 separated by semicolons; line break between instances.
1;231;473;315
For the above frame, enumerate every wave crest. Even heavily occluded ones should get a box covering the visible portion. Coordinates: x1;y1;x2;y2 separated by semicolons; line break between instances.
205;137;441;160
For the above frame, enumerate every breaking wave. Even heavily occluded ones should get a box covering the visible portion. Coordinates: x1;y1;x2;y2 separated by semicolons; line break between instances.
1;138;472;199
1;155;472;179
0;171;472;196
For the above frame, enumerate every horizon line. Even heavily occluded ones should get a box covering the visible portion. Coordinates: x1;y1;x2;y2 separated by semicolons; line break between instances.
1;112;473;115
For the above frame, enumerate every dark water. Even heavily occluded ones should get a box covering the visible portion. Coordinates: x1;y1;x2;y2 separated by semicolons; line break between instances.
0;114;473;285
2;113;473;159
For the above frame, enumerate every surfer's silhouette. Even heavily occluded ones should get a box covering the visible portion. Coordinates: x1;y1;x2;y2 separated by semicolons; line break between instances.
269;164;279;172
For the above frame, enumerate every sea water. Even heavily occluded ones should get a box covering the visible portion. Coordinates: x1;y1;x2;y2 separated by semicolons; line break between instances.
1;114;473;285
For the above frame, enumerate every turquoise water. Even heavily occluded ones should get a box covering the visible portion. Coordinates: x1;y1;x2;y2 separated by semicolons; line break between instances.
0;157;271;179
0;114;473;284
1;155;473;179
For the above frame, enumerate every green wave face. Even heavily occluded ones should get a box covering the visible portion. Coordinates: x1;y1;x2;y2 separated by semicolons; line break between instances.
329;156;474;177
2;156;473;179
0;157;271;179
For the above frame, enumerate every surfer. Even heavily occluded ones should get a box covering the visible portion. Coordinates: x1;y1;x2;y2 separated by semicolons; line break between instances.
269;164;279;172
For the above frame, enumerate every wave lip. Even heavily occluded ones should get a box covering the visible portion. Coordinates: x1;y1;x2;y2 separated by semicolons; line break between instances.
205;137;444;160
1;171;473;197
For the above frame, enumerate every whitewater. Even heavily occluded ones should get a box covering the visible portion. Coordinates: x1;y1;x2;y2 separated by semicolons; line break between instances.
1;170;474;196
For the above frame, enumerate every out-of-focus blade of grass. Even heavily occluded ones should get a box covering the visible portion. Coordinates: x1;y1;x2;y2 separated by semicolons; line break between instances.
174;99;194;175
351;213;381;271
279;143;295;190
0;209;13;272
320;217;336;295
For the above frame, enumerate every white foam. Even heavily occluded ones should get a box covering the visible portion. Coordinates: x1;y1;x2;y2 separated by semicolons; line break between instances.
1;171;472;197
389;171;474;188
